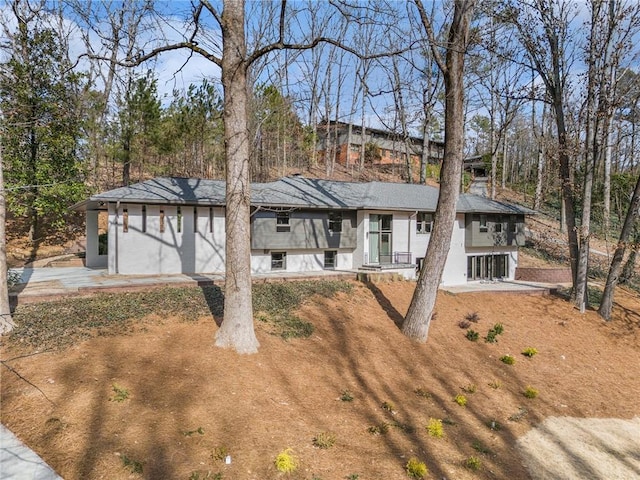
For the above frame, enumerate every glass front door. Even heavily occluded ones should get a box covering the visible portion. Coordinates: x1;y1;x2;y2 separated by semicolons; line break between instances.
369;214;392;264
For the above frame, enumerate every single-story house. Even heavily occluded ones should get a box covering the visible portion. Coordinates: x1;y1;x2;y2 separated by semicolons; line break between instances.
72;175;534;285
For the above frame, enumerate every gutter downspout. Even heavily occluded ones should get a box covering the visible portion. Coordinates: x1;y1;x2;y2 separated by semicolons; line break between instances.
409;211;418;263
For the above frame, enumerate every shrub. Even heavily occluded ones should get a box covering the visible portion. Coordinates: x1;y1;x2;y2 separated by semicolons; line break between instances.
485;323;504;343
523;386;539;399
500;355;515;365
462;384;477;394
211;446;228;462
426;418;444;438
465;312;480;323
312;432;336;449
508;407;528;422
472;440;492;454
110;384;129;402
274;448;297;473
488;380;501;389
406;457;428;478
340;390;354;402
486;419;502;431
465;456;482;471
381;401;396;412
368;423;390;435
414;388;431;398
466;329;479;341
454;394;467;407
7;269;21;289
121;454;143;474
522;347;538;357
458;320;471;329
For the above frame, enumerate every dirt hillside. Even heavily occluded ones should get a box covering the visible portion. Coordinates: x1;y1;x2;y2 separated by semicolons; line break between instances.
2;281;639;479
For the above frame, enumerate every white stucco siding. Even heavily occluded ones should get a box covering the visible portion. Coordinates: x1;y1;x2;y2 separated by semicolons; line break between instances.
440;214;468;286
194;207;226;273
251;249;354;274
85;210;107;268
109;204;225;275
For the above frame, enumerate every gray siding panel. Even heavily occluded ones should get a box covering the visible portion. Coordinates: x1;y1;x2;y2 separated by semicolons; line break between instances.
465;214;525;247
251;210;357;250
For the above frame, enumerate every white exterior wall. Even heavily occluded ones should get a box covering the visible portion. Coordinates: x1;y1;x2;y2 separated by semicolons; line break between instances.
103;203;519;284
440;214;468;286
85;210;107;268
251;250;353;274
108;204;225;275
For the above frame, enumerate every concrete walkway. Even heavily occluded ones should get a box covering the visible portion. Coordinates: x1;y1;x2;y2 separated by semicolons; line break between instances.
0;425;62;480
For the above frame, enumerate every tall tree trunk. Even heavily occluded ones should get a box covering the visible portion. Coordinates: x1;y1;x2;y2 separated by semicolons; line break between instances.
214;0;259;354
0;140;14;334
598;173;640;320
402;0;475;342
620;226;639;283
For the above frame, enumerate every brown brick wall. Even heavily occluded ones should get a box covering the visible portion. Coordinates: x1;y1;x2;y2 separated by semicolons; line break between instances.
515;267;572;283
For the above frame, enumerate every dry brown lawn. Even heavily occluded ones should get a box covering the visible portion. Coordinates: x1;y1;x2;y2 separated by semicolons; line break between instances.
2;281;640;480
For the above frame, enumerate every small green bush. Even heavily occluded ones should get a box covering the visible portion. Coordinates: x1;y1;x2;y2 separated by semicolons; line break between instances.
466;329;479;341
312;432;336;449
472;440;492;454
465;456;482;471
406;457;428;478
486;419;502;431
110;384;129;402
485;323;504;343
211;446;228;462
508;407;528;422
454;394;467;407
7;270;21;289
426;418;444;438
488;380;501;389
381;400;396;412
274;448;297;473
414;387;431;398
368;423;390;435
340;390;354;402
522;347;538;357
121;454;143;474
523;386;539;398
462;384;477;394
500;354;515;365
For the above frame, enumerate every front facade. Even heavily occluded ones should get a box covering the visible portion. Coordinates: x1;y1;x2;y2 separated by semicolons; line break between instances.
75;176;531;286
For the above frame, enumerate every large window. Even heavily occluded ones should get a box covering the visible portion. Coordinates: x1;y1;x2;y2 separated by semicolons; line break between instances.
324;250;337;269
276;212;290;232
271;252;286;270
467;254;508;281
328;212;342;233
417;212;433;234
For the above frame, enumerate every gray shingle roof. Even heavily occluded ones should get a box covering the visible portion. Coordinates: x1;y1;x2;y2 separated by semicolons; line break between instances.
74;176;535;215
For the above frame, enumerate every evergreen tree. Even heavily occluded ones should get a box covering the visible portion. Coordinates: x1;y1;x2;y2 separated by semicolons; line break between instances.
0;9;86;242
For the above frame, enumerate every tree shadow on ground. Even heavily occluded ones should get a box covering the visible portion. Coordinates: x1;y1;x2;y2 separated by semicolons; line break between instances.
362;280;405;328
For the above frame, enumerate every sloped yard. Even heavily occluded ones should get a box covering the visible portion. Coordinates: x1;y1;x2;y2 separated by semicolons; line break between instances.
1;280;639;479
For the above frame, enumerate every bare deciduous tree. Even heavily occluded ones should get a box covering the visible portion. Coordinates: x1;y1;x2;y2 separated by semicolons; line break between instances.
402;0;477;342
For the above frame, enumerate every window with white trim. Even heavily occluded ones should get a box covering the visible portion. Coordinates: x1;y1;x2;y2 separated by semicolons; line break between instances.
328;212;342;233
416;212;433;234
324;250;337;269
276;212;290;232
271;252;286;270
